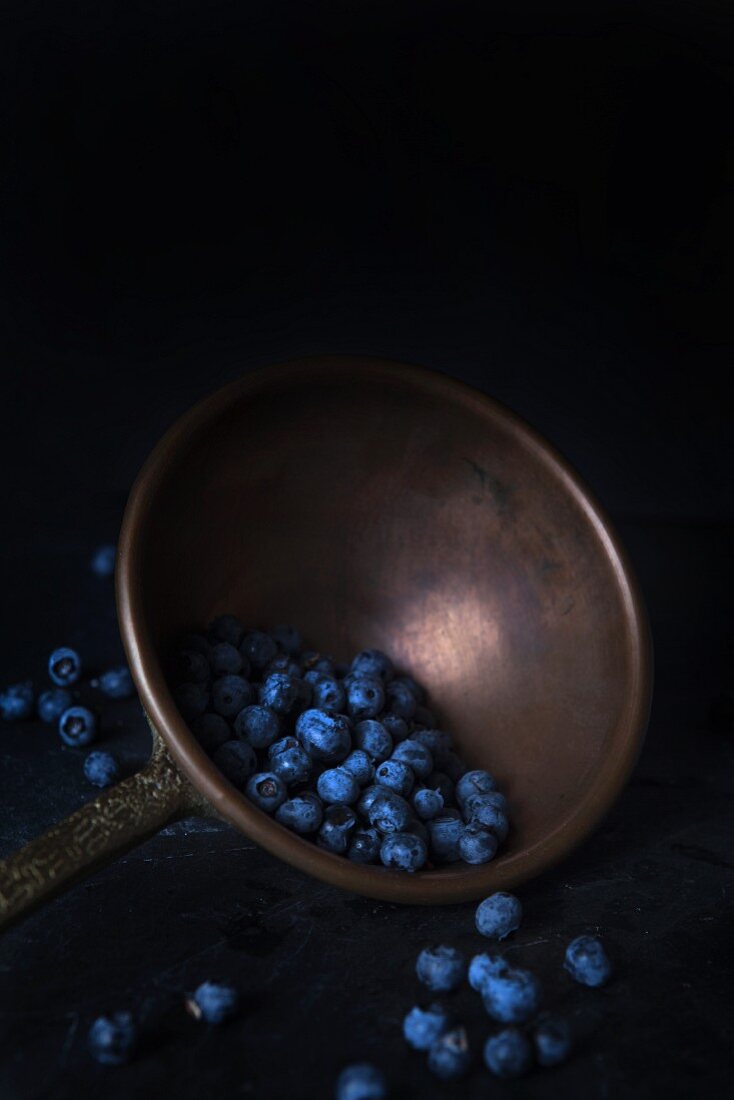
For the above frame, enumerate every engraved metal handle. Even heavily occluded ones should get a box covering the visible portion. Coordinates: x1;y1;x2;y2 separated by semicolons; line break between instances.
0;733;207;931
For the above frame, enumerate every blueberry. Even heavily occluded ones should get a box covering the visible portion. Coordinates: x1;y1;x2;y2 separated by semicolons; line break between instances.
482;965;542;1024
318;805;358;854
0;680;35;721
296;709;351;763
465;789;507;814
312;655;336;676
268;736;312;785
350;649;394;683
240;630;278;670
275;791;323;834
416;945;466;993
392;673;425;705
312;676;347;713
564;935;612;988
484;1027;533;1078
468;952;508;993
342;749;374;786
84;750;120;788
347;677;385;720
355;784;382;819
348;826;381;863
174;682;209;720
465;796;509;842
209;642;244;677
409;728;452;767
533;1015;572;1066
412;787;444;821
88;1011;137;1065
413;705;437;727
58;705;97;747
368;789;412;834
390;740;433;780
176;649;210;684
385;679;417;719
428;813;463;863
188;981;239;1024
403;1002;451;1051
426;771;454;805
380;714;409;743
354;719;393;763
475;893;522;940
37;687;73;724
213;740;257;788
317;766;361;805
90;544;116;577
191;713;231;754
427;1026;471;1081
380;831;427;872
335;1062;388;1100
234;704;281;749
456;769;497;807
208;614;245;647
212;675;252;718
48;647;82;687
271;624;302;655
459;823;498;864
374;759;414;798
245;771;287;813
264;653;301;679
259;673;300;716
98;667;135;699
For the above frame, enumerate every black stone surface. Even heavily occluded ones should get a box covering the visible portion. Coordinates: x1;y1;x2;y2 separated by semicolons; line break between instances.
1;2;733;1096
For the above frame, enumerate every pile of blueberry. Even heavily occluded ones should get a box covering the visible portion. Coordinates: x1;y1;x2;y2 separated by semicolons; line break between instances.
171;617;510;873
336;891;612;1095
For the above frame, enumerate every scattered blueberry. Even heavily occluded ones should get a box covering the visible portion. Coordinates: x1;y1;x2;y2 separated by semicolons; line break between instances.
475;893;522;940
427;1026;471;1080
468;952;507;993
98;667;135;700
234;704;281;749
90;544;116;577
482;964;542;1024
245;771;287;813
318;805;359;854
335;1062;388;1100
564;935;612;988
37;687;73;724
58;705;97;747
275;791;324;834
88;1011;137;1064
187;981;239;1024
213;740;257;789
484;1027;534;1078
403;1002;451;1050
84;750;119;788
533;1015;572;1066
416;945;466;993
380;831;427;871
412;787;444;821
0;679;35;721
48;647;82;687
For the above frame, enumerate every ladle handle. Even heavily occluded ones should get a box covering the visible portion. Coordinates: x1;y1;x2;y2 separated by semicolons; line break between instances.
0;734;203;932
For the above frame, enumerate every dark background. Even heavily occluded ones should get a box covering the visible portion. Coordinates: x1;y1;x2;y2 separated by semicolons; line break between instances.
0;2;732;1098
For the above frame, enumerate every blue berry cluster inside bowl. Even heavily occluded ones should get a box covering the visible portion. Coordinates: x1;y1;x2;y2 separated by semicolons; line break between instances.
170;618;510;872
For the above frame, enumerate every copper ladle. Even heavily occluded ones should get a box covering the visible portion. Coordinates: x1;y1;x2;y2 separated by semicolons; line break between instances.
0;358;652;927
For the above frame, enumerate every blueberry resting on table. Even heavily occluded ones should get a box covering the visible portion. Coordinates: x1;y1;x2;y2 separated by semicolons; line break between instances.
0;680;35;721
90;544;116;577
37;687;73;724
403;1002;452;1050
484;1027;534;1078
427;1026;471;1080
186;981;239;1024
475;892;522;940
564;935;612;987
335;1062;389;1100
84;750;120;788
481;964;542;1024
48;646;82;687
416;945;467;993
58;705;97;747
533;1014;572;1066
97;666;135;699
88;1011;137;1065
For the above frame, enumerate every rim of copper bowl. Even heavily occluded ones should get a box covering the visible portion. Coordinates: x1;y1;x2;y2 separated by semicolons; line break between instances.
116;357;653;904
